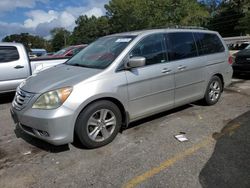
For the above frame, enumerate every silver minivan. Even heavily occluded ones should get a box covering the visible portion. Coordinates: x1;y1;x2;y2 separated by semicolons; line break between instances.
11;29;233;148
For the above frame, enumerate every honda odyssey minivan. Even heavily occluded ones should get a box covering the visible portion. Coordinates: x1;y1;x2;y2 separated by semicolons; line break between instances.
11;29;233;148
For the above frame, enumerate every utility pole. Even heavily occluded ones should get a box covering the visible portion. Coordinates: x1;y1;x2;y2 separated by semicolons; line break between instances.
64;33;67;47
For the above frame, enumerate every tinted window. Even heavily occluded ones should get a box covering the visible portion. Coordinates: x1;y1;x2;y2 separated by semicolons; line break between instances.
0;46;20;63
130;34;167;65
195;33;225;55
167;32;198;61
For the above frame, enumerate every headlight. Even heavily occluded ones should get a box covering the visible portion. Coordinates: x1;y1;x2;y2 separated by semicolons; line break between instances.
32;87;73;109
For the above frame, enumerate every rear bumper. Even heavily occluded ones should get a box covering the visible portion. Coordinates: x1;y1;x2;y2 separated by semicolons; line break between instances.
10;105;76;145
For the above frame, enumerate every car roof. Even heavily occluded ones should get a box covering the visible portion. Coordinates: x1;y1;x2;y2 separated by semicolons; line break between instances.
0;42;25;47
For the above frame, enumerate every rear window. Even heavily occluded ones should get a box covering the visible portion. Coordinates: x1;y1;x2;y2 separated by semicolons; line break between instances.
0;46;20;63
167;32;198;61
194;33;225;55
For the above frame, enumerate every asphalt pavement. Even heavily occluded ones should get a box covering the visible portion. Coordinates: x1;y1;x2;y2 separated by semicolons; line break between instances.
0;77;249;188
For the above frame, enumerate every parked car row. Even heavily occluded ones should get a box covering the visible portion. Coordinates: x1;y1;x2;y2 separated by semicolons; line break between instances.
46;44;87;58
29;45;87;59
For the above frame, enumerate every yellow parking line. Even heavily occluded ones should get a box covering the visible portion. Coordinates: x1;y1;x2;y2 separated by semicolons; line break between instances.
123;122;241;188
123;123;240;188
123;136;213;188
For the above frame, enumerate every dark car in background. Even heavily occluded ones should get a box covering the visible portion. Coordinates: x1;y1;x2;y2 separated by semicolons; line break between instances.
47;44;87;58
228;42;250;55
232;45;250;75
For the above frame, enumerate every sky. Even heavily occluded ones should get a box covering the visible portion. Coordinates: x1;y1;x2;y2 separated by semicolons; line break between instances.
0;0;109;39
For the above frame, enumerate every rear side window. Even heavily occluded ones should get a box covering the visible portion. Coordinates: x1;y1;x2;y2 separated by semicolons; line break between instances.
0;46;20;63
166;32;198;61
130;34;167;65
194;33;225;55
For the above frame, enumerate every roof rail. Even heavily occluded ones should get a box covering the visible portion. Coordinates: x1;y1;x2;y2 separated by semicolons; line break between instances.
164;25;208;30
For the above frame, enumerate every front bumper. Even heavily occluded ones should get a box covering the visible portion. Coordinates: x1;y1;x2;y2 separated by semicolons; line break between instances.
10;105;76;145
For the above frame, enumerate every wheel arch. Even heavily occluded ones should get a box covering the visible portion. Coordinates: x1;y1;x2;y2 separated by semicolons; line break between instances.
213;73;224;91
74;96;129;133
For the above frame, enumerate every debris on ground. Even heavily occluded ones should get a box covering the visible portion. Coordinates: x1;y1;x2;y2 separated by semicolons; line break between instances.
174;133;188;142
22;151;31;155
198;115;203;120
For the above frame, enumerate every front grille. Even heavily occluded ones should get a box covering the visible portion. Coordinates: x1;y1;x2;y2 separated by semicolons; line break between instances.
12;88;34;110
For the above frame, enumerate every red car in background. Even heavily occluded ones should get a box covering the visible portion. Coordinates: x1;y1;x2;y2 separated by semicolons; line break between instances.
48;44;87;58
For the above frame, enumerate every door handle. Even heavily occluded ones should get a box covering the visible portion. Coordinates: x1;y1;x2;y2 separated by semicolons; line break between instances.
161;68;172;73
14;65;24;69
178;65;186;71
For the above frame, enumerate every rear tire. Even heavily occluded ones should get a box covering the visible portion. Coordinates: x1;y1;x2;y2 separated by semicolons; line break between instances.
75;100;122;149
203;76;223;106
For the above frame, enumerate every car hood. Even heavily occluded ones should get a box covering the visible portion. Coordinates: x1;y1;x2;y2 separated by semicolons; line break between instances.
20;64;102;93
235;49;250;57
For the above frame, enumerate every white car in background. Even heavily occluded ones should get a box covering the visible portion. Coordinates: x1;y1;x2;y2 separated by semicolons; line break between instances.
0;42;68;94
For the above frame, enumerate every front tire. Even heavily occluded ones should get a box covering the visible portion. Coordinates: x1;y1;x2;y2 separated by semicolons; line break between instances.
203;76;223;106
75;100;122;148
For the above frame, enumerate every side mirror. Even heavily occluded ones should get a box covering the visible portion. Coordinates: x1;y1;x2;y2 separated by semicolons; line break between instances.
126;56;146;69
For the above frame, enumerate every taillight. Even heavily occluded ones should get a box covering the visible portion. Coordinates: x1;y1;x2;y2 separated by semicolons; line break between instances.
228;56;233;65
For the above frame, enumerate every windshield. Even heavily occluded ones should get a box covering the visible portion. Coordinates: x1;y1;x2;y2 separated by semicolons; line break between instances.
66;35;136;69
54;46;72;55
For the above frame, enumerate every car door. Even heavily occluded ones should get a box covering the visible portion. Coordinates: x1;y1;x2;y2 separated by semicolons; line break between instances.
166;32;207;106
125;33;175;120
0;46;30;92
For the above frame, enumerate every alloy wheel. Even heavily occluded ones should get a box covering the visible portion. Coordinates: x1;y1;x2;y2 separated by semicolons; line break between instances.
86;109;117;142
208;80;221;102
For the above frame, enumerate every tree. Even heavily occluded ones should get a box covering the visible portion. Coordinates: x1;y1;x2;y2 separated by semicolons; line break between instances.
50;28;71;52
2;33;49;50
237;1;250;34
71;15;110;44
105;0;209;33
206;0;250;36
69;0;209;45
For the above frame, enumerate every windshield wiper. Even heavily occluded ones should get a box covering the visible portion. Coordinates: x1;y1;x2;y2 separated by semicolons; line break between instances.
68;63;92;68
66;63;104;69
